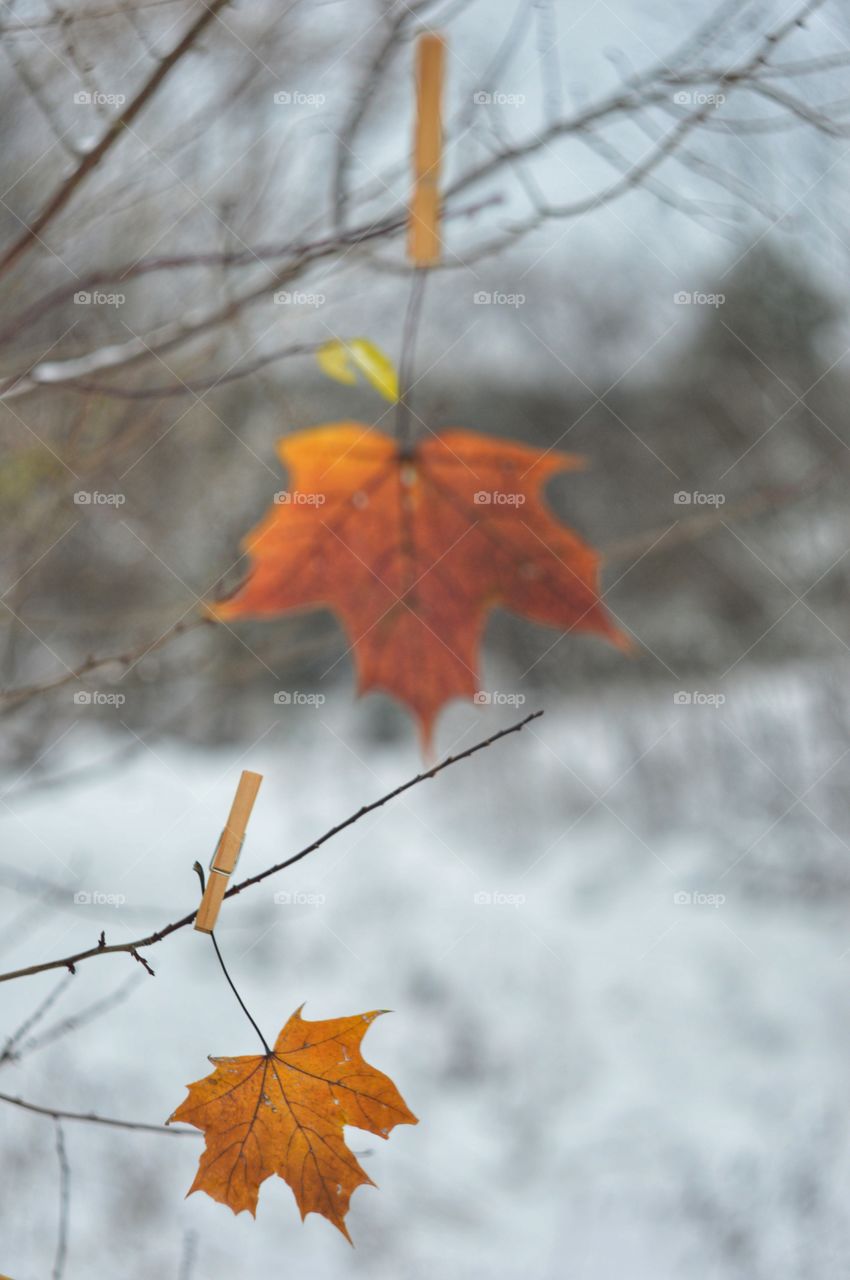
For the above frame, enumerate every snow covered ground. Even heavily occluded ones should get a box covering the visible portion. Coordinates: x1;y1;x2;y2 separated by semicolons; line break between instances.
3;663;850;1279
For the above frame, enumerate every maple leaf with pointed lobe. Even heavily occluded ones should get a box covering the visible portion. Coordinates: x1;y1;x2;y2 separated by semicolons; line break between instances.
212;424;626;746
168;1006;417;1242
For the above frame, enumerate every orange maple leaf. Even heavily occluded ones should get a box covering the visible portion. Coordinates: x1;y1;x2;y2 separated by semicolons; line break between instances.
168;1006;417;1241
213;424;626;746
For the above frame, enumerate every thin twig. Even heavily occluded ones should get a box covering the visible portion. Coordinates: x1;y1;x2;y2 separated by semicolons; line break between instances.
0;0;185;33
602;462;835;564
58;341;323;401
0;614;210;712
0;1090;198;1135
178;1230;199;1280
0;0;232;277
333;1;426;231
0;196;499;382
446;0;825;208
16;975;144;1061
0;710;543;984
52;1121;70;1280
0;972;74;1064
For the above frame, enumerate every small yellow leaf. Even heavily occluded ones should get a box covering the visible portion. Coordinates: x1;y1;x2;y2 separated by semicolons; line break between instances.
316;339;399;402
347;339;399;402
316;340;358;387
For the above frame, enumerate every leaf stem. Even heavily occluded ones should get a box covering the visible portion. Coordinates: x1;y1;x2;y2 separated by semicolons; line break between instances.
209;931;271;1055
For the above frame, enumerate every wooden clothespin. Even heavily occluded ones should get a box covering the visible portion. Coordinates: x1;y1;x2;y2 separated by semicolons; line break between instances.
194;770;263;934
408;32;445;267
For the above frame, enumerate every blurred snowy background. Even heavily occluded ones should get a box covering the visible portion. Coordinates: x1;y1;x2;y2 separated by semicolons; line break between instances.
3;0;850;1276
6;675;850;1279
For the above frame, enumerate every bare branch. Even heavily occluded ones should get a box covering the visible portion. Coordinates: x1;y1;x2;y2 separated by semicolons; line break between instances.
0;1090;198;1135
47;341;323;401
332;1;430;231
0;0;187;34
0;0;232;277
12;975;143;1060
603;463;835;565
0;197;500;396
51;1121;70;1280
0;973;74;1065
0;710;544;984
446;0;826;205
0;615;211;712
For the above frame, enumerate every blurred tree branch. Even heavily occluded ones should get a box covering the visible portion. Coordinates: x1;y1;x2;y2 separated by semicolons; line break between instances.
0;615;210;711
0;0;231;276
0;1089;198;1135
0;0;835;403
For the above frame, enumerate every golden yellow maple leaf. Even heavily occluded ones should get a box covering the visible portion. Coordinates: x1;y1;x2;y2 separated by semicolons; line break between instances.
168;1006;417;1241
